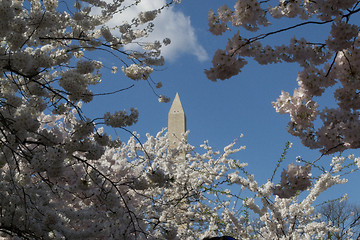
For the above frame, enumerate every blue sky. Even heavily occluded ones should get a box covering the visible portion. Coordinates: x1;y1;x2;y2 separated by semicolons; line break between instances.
83;0;360;204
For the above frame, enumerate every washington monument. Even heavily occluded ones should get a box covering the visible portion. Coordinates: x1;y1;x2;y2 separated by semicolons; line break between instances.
168;92;186;150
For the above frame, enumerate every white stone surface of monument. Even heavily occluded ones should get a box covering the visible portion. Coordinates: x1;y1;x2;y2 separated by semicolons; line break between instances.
168;93;186;149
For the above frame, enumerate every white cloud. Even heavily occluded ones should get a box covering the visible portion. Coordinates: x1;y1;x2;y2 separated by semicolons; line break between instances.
105;0;208;62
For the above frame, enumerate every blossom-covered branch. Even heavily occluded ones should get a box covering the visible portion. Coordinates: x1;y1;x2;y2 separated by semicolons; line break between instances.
206;0;360;154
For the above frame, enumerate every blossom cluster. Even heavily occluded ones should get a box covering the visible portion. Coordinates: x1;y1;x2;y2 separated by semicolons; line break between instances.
273;163;312;198
206;0;360;154
122;64;154;80
103;108;139;128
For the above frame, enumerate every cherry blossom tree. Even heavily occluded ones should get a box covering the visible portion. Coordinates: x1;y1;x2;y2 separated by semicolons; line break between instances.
203;2;360;238
195;143;360;239
0;0;186;238
206;0;360;154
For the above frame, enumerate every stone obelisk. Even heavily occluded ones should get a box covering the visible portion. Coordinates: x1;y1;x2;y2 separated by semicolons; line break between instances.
168;92;186;150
